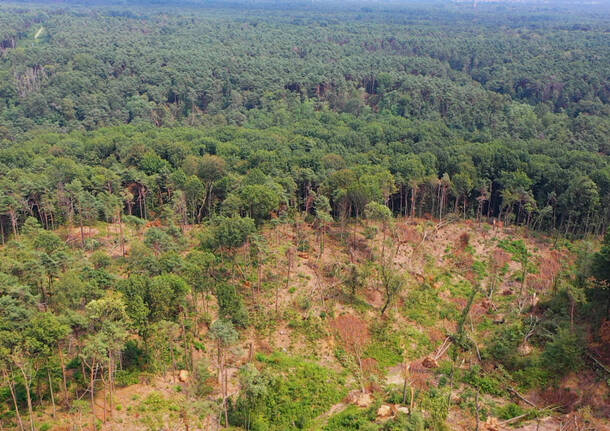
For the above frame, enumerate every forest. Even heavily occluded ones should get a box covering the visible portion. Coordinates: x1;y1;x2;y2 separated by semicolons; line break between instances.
0;0;609;430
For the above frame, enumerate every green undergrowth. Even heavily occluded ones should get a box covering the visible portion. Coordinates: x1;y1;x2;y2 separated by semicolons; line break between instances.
403;283;458;326
286;309;329;345
365;322;404;369
460;365;507;397
135;392;182;431
322;405;427;431
228;352;348;431
400;326;434;360
321;386;450;431
322;405;376;431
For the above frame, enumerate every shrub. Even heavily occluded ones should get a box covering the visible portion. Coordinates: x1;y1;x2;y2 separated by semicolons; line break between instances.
421;388;449;431
297;238;311;252
494;402;525;420
324;405;375;431
90;250;111;269
122;340;148;370
124;215;147;232
542;328;585;377
84;238;101;251
461;366;505;396
364;225;378;240
383;411;425;431
144;227;176;254
192;359;214;396
485;324;524;370
115;370;141;387
230;353;347;431
216;282;249;327
511;359;551;390
138;392;179;413
401;326;433;359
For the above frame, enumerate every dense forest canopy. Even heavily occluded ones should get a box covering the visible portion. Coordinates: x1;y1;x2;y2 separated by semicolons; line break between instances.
0;1;609;430
0;0;609;236
1;1;609;132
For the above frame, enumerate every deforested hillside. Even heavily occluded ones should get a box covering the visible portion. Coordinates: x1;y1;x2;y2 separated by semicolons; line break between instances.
1;212;608;430
0;1;609;430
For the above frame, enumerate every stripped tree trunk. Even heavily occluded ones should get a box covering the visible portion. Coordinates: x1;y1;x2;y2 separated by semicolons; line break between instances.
2;369;25;431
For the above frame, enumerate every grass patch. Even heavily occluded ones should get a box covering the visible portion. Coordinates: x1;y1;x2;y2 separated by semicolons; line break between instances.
137;392;180;413
400;326;433;360
446;279;473;298
365;322;404;369
287;310;329;343
403;284;456;326
137;392;182;431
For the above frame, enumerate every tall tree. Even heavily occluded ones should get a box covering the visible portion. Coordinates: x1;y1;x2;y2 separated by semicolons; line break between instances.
209;319;238;427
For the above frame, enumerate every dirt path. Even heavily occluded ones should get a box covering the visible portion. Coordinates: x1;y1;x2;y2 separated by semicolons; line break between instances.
386;364;404;386
34;27;44;39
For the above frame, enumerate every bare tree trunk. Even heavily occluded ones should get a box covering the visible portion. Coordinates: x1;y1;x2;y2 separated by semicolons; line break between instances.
275;282;280;315
36;375;42;410
216;342;222;386
570;298;575;332
10;210;18;237
223;363;229;427
16;366;35;431
47;369;56;418
207;185;214;216
381;225;387;260
475;391;480;431
118;212;125;257
58;348;69;407
138;190;143;220
79;218;85;248
143;191;147;220
381;296;391;315
279;248;294;314
410;386;415;411
464;195;466;219
3;369;25;431
89;360;96;431
171;348;177;383
357;355;365;393
520;264;527;299
181;316;190;372
402;364;408;404
410;187;416;218
102;374;107;424
108;354;113;419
